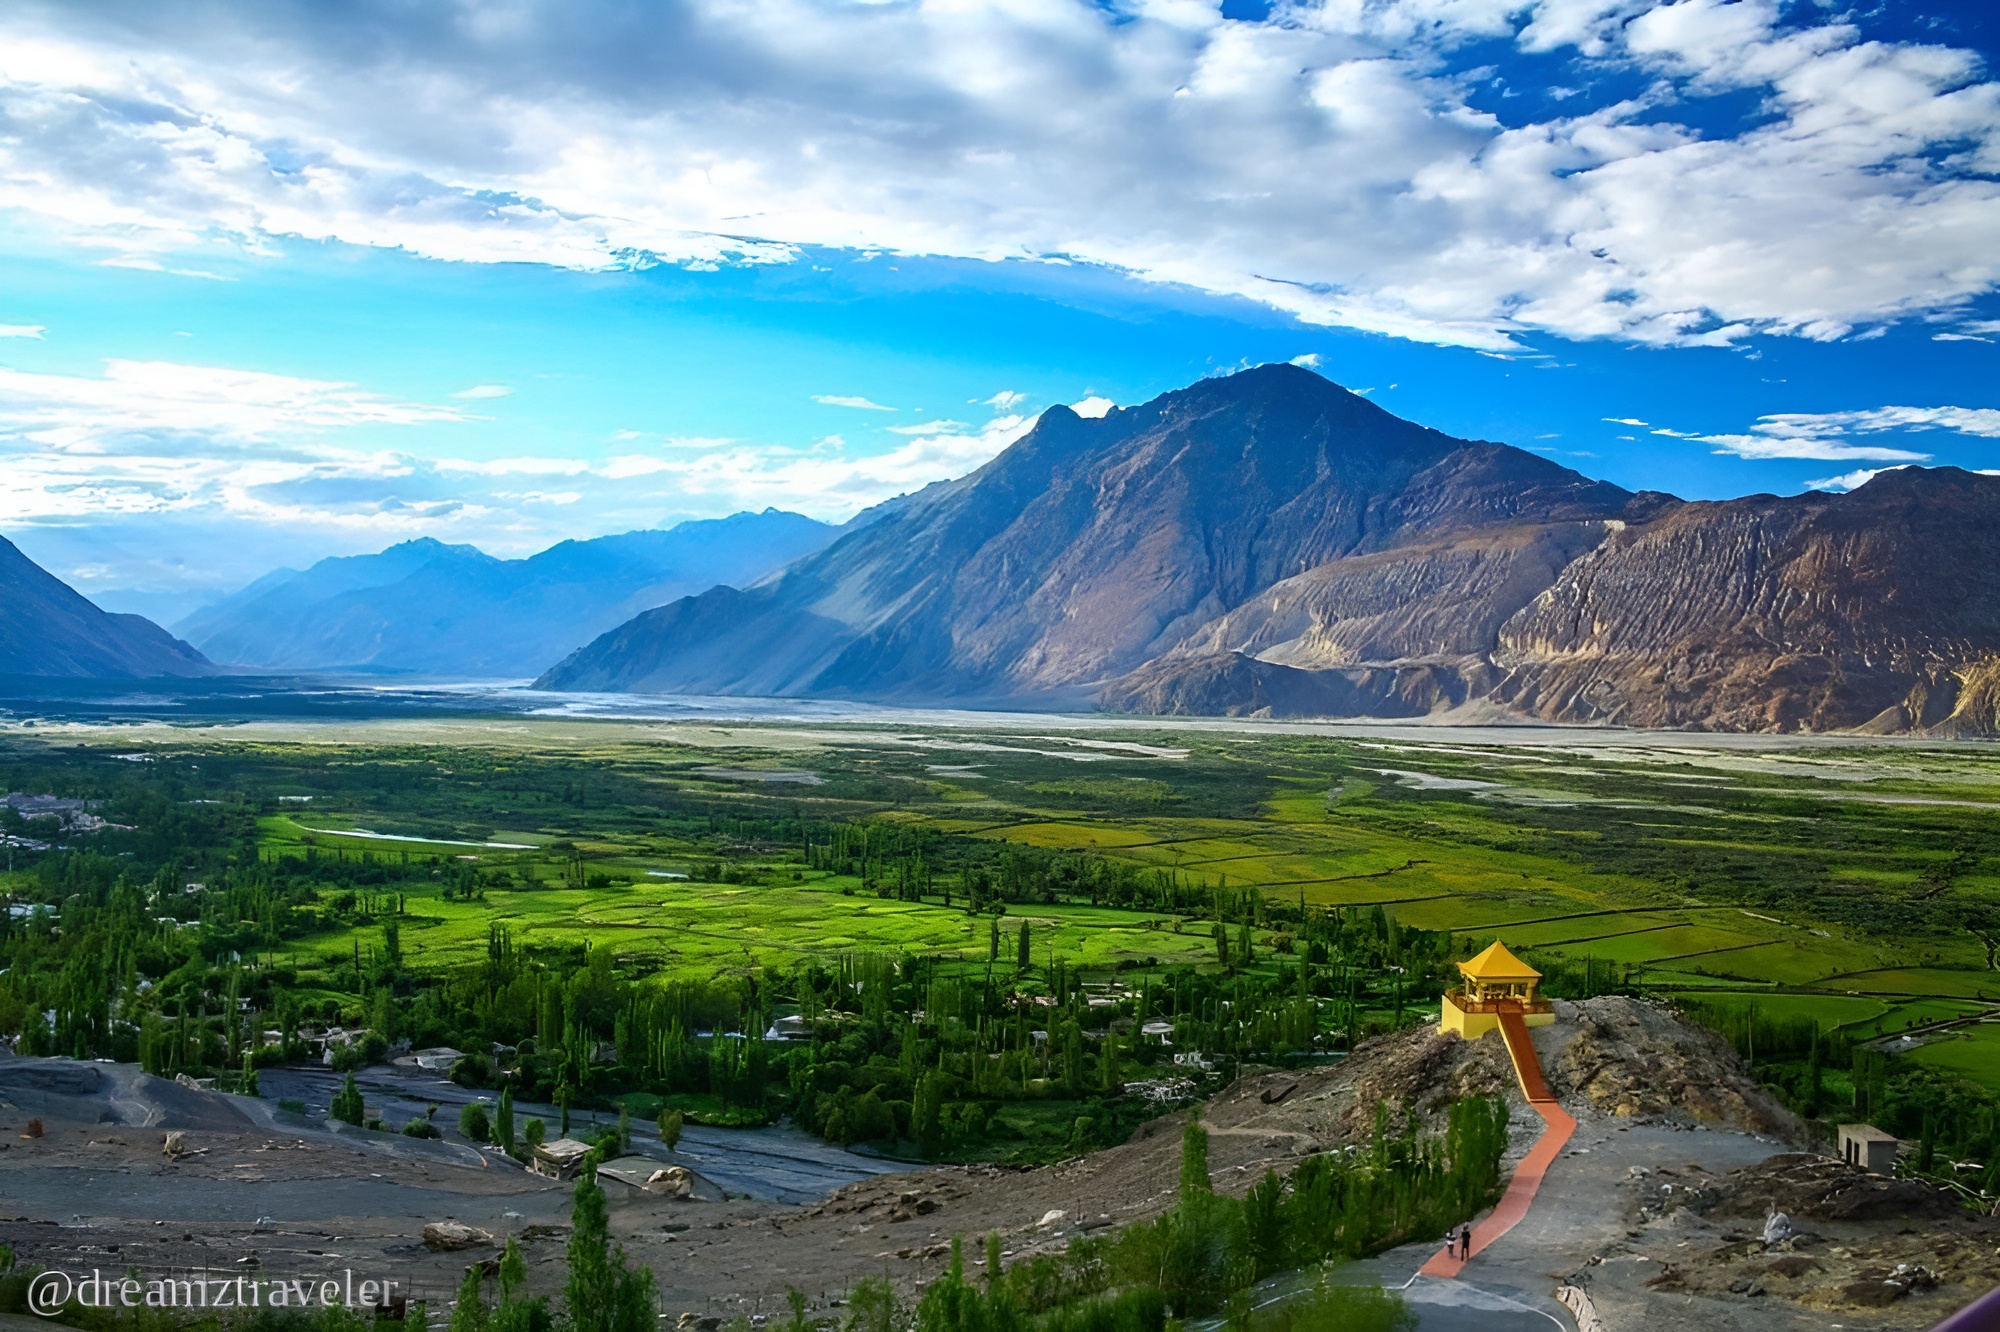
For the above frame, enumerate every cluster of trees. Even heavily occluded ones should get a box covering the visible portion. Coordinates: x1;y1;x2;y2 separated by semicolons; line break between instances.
0;828;1476;1165
2;743;1490;1169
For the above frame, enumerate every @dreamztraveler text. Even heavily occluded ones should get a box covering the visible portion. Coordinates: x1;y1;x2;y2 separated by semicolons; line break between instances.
28;1268;405;1316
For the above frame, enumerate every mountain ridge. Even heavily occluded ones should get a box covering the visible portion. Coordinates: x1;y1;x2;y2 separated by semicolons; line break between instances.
177;510;838;677
537;365;2000;735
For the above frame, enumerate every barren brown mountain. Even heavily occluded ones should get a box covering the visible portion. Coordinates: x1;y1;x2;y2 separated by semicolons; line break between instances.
539;364;2000;734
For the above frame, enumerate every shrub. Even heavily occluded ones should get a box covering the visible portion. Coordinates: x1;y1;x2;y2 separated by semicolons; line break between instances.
460;1102;492;1143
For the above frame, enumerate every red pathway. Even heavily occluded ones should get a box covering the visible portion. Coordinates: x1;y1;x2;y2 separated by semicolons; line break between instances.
1419;1009;1576;1279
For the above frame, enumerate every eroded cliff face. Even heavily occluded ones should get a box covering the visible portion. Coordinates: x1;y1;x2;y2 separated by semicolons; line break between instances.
1110;466;2000;734
1485;468;2000;732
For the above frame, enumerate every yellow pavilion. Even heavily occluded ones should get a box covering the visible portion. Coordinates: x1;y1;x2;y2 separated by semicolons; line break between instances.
1440;940;1553;1038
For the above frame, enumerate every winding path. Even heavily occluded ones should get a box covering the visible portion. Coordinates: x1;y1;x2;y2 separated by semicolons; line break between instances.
1419;1010;1576;1279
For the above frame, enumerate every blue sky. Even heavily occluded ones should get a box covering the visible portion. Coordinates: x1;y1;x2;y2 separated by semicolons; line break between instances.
0;0;1996;624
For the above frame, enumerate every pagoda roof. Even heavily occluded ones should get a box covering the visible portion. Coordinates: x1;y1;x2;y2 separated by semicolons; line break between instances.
1457;941;1540;980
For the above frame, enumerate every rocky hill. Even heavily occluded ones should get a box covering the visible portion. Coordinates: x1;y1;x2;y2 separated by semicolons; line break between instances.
539;364;2000;734
0;535;212;679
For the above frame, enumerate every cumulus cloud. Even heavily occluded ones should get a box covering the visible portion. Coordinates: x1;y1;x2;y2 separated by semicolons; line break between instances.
1289;354;1323;368
0;0;1992;348
1071;396;1116;419
813;395;897;411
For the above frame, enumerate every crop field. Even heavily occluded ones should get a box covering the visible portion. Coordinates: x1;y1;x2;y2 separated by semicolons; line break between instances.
10;713;2000;1092
1911;1022;2000;1085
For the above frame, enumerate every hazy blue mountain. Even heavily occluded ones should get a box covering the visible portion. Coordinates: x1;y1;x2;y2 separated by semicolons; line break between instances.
0;536;212;678
176;510;836;677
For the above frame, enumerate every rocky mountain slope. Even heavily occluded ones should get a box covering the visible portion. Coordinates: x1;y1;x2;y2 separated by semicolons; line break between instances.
538;364;2000;734
179;509;836;677
0;535;212;679
539;365;1663;702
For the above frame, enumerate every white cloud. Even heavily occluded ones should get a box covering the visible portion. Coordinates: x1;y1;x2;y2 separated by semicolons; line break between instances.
0;324;44;338
982;391;1028;412
451;384;513;399
1604;417;1648;426
432;456;591;477
0;1;1992;348
1071;396;1116;419
887;419;967;435
1289;353;1323;368
813;395;897;411
0;358;465;449
1704;434;1930;463
1757;405;2000;440
1806;465;1908;491
1687;402;2000;463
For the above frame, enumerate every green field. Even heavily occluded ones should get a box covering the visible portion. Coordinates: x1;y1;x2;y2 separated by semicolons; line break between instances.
1911;1022;2000;1085
10;714;2000;1095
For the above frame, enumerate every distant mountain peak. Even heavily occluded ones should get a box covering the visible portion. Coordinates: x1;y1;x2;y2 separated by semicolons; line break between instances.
175;509;839;677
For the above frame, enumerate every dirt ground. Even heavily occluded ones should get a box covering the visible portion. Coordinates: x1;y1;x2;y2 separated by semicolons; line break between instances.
0;999;1993;1329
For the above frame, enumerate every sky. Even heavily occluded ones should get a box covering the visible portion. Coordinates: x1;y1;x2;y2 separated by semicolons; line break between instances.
0;0;1996;626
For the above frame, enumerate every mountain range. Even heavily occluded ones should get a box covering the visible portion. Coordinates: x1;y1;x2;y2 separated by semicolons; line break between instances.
0;536;211;679
174;510;837;676
538;364;2000;735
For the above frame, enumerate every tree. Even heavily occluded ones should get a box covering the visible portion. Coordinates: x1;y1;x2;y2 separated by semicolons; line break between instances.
843;1278;900;1332
524;1117;546;1150
1017;921;1031;973
240;1050;260;1098
460;1101;491;1143
657;1107;683;1152
564;1174;655;1332
449;1262;487;1332
491;1237;552;1332
912;1071;944;1158
497;1086;516;1154
330;1073;364;1126
1179;1120;1211;1198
